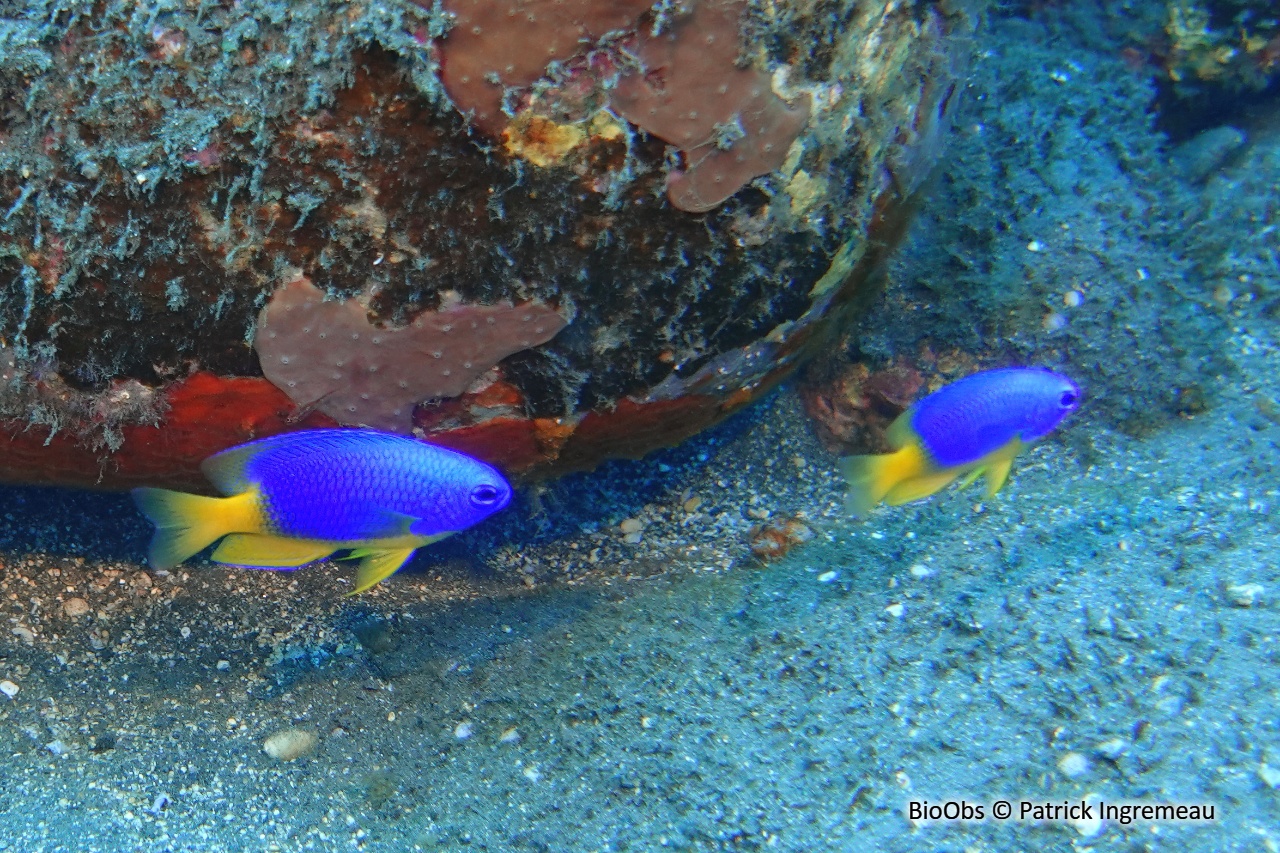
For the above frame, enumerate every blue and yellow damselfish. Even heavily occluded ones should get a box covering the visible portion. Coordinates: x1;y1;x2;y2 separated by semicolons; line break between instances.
842;367;1079;514
133;429;512;593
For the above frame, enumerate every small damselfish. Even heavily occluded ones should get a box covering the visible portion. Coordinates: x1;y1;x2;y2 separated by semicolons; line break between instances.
841;367;1079;515
132;429;512;593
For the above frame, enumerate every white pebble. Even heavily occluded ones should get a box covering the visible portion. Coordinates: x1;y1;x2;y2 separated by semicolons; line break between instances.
908;563;933;578
816;570;838;583
1058;751;1090;778
1094;737;1128;760
454;721;474;740
1072;795;1104;837
619;518;643;535
262;728;317;762
1225;583;1264;607
884;603;904;618
0;680;19;698
499;727;520;744
1259;763;1280;789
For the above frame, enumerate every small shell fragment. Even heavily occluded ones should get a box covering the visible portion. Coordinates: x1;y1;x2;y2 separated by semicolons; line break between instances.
262;728;317;762
62;598;91;617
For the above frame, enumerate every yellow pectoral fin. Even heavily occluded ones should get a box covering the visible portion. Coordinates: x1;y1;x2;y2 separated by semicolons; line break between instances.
347;533;453;594
211;533;337;568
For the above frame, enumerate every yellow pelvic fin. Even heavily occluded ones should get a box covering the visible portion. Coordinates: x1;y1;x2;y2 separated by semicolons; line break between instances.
132;488;262;569
211;533;337;568
840;443;930;516
982;455;1015;497
957;466;984;490
350;548;418;594
346;533;452;594
956;440;1022;497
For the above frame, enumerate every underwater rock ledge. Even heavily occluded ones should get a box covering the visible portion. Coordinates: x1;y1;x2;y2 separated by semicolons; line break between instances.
0;0;979;489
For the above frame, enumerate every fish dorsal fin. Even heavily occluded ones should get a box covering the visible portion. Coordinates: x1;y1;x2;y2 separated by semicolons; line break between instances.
885;406;917;450
211;533;337;568
200;444;261;495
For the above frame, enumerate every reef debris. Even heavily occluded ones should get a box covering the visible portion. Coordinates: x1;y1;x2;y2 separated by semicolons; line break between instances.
747;515;815;561
801;359;925;455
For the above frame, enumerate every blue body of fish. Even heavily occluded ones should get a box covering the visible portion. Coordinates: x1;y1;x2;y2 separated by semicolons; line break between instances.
841;367;1079;514
909;367;1080;467
133;429;512;593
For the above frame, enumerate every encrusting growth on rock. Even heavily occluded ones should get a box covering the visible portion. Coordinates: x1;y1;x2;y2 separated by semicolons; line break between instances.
610;0;811;212
254;274;568;432
435;0;655;134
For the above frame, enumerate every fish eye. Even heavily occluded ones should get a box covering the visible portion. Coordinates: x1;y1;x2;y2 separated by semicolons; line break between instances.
470;484;503;507
1059;390;1078;408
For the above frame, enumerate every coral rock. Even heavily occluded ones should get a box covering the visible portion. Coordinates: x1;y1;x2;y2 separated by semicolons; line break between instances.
747;515;815;561
0;0;976;489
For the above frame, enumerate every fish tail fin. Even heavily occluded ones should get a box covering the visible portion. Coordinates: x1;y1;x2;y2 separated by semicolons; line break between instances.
132;488;259;569
841;445;927;516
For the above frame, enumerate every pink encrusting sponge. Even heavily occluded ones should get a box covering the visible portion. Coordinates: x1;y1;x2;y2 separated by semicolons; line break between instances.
254;274;568;432
609;0;811;213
